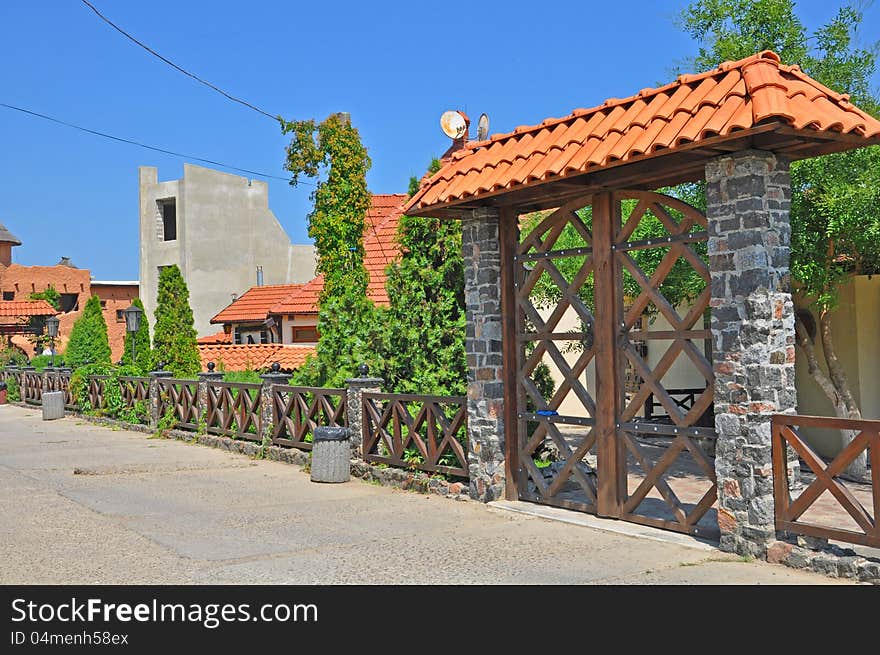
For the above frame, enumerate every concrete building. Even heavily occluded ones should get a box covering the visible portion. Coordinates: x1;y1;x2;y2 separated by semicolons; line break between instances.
139;164;316;336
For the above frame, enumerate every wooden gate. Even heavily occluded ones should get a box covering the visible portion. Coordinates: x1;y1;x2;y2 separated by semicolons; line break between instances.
512;190;718;538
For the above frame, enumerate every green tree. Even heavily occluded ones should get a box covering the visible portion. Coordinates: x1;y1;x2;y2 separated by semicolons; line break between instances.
381;159;468;395
122;297;152;374
152;265;200;377
65;295;111;370
29;285;61;311
282;113;379;386
680;0;880;478
281;112;372;299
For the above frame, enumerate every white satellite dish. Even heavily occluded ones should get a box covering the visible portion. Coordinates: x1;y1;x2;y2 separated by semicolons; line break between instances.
440;110;468;139
477;113;489;140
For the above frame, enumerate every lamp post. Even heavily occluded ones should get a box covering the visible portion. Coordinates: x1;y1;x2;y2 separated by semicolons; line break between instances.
45;315;60;368
123;304;143;368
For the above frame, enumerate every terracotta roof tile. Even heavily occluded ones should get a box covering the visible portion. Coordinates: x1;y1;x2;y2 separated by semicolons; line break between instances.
0;300;58;317
197;330;232;345
211;284;305;324
197;344;316;372
405;50;880;214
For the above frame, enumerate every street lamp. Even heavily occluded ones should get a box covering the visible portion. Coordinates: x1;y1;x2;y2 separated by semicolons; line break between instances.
123;304;143;367
45;315;60;368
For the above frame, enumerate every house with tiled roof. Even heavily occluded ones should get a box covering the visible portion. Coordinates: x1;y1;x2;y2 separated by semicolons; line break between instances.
0;225;138;360
206;194;406;354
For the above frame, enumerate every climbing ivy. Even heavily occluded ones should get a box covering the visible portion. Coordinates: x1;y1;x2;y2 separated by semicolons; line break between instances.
280;113;372;299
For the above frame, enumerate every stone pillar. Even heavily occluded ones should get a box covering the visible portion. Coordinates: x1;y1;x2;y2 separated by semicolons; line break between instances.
706;150;798;557
345;364;383;458
197;362;223;430
462;207;506;502
259;363;289;444
148;367;173;429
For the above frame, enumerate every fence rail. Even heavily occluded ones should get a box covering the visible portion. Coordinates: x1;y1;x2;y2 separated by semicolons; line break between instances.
362;392;469;479
157;378;199;430
22;370;43;404
271;385;346;450
87;375;110;411
772;414;880;548
206;381;262;440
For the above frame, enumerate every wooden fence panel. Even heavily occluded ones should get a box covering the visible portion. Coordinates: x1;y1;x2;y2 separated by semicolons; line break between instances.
271;386;346;450
206;381;262;440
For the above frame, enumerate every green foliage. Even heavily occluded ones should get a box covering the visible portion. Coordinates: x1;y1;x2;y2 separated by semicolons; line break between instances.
678;0;880;313
65;295;111;370
29;285;61;311
152;265;200;377
222;369;262;384
0;345;28;367
29;354;65;370
6;376;19;401
290;286;386;388
281;112;372;298
381;158;466;395
69;362;113;412
122;297;152;374
155;407;178;437
117;399;149;425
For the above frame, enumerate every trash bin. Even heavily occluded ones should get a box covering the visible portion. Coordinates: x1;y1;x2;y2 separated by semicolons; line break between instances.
310;426;351;483
0;381;6;405
42;391;65;420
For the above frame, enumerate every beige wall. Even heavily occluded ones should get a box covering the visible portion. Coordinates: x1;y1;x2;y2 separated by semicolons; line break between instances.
280;314;319;345
795;275;879;457
139;164;317;337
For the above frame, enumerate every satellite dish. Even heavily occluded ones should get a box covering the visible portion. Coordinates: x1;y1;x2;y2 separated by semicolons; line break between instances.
440;110;468;139
477;113;489;141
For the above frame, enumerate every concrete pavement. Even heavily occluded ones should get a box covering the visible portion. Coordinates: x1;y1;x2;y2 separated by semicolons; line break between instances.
0;404;851;584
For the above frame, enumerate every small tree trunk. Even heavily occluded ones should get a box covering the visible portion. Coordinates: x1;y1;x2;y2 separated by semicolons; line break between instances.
795;310;866;480
818;309;866;480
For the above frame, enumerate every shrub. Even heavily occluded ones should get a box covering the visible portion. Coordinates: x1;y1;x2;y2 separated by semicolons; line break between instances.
122;297;152;374
222;369;262;385
7;377;20;401
151;266;200;377
29;354;65;371
65;296;111;370
0;345;28;367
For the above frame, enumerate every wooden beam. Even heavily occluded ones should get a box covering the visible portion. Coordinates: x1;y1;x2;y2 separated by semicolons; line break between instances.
499;207;521;501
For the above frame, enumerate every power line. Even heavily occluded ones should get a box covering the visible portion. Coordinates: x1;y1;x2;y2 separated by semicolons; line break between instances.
79;0;280;122
0;102;311;185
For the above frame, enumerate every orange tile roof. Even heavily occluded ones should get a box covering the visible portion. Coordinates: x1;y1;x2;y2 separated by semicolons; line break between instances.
197;344;316;372
211;284;305;324
269;193;407;315
0;300;58;318
406;51;880;214
197;330;232;345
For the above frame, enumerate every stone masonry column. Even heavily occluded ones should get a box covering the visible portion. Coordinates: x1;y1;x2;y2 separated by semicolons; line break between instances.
345;364;383;459
706;149;798;557
462;207;505;502
259;363;289;444
197;362;223;429
147;367;172;429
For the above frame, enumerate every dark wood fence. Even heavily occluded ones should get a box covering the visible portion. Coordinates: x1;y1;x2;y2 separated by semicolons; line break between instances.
87;375;110;410
362;392;469;479
119;376;150;408
157;378;199;430
22;370;43;405
772;414;879;548
206;381;262;440
271;385;346;450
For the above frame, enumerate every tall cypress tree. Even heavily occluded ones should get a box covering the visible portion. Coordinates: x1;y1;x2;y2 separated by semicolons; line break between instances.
65;295;112;369
151;265;200;377
122;297;152;374
381;159;467;395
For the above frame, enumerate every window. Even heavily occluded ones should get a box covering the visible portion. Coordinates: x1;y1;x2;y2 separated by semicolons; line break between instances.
59;293;78;312
115;309;125;322
100;300;107;309
260;330;268;344
158;198;177;241
2;291;13;301
233;330;242;345
292;326;319;343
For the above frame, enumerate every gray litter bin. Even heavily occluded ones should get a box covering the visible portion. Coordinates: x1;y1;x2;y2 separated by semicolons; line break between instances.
42;391;65;420
310;426;351;483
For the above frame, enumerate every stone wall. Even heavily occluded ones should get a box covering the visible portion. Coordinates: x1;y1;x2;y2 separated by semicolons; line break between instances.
706;149;798;557
461;208;506;502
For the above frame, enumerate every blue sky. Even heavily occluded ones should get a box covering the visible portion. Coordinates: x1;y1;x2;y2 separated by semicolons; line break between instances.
1;1;878;280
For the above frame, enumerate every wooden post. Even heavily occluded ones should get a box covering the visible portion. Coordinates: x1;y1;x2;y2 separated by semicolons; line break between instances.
499;206;520;501
592;192;625;518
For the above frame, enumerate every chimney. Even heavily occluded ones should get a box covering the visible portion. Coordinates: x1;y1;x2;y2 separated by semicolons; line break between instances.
256;266;264;287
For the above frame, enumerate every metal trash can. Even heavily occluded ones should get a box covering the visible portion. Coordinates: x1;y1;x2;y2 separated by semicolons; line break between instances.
310;426;351;483
42;391;65;420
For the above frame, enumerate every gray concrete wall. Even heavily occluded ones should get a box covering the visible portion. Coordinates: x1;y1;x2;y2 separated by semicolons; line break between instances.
139;165;316;336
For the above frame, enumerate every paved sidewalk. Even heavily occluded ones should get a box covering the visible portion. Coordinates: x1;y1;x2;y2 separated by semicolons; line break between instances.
0;404;851;584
